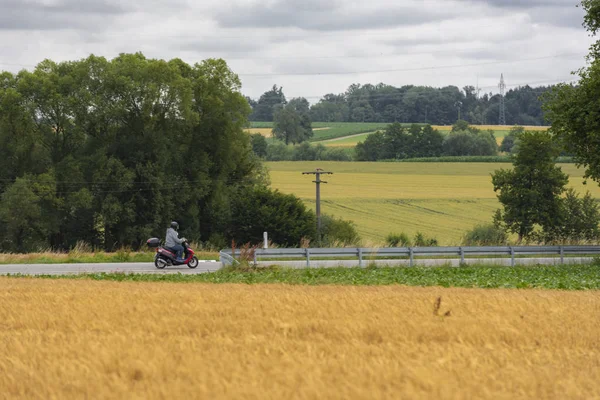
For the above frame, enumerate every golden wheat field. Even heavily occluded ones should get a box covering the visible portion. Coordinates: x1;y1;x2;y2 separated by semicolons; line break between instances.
1;278;599;399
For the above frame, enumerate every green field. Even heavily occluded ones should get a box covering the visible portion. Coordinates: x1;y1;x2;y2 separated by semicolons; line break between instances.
249;121;389;141
16;264;600;290
249;122;548;148
266;161;599;245
321;128;514;148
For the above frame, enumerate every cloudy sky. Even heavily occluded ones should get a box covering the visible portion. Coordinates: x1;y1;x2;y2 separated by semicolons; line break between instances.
0;0;593;102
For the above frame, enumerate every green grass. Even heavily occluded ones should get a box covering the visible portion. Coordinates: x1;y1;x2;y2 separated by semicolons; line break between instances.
393;156;575;163
267;161;598;244
249;121;389;142
319;128;512;148
309;123;389;141
248;122;274;128
11;264;600;290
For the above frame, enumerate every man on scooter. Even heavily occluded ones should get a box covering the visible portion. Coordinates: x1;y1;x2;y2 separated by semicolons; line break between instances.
165;221;186;261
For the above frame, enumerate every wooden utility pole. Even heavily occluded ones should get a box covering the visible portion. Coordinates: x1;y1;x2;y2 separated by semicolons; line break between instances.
302;168;333;246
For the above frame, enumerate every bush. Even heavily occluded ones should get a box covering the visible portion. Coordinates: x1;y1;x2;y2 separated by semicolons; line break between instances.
443;129;498;156
414;232;438;247
385;232;411;247
266;141;354;161
321;215;360;247
266;142;293;161
228;186;316;247
463;224;508;246
249;133;268;158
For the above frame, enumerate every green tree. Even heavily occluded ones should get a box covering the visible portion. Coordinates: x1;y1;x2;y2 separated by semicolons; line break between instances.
0;54;266;251
443;122;498;156
545;189;600;243
0;178;49;252
250;133;268;158
413;125;444;157
492;131;569;242
228;186;316;247
252;85;286;121
500;126;525;153
273;98;313;145
355;131;385;161
544;1;600;182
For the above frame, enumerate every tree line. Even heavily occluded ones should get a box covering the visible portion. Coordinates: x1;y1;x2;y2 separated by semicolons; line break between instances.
247;83;553;125
0;54;357;252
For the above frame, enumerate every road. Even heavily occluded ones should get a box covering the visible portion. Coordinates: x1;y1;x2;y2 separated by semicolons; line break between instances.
0;256;593;276
0;261;222;276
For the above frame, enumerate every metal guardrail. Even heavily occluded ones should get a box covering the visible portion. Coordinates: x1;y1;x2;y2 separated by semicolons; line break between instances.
219;246;600;267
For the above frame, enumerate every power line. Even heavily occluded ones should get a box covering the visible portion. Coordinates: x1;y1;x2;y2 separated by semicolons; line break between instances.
235;53;583;77
0;52;584;77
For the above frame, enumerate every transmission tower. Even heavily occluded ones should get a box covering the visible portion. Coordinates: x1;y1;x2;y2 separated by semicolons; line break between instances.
498;73;506;126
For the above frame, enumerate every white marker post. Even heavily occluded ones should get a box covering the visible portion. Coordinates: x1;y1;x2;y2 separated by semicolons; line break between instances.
263;232;268;249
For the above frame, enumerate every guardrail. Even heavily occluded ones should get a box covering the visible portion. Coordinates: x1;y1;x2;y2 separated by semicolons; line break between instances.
220;245;600;268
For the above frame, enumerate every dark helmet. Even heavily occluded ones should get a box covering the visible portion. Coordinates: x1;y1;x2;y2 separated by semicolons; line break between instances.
170;221;179;231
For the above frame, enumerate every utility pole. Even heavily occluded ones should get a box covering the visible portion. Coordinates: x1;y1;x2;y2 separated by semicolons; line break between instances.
302;168;333;247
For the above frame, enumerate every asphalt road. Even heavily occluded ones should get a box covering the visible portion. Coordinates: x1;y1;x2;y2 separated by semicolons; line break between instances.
0;256;593;276
0;261;222;276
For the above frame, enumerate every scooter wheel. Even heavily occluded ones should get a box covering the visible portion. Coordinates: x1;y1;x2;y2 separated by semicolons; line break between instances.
155;258;167;269
188;256;199;269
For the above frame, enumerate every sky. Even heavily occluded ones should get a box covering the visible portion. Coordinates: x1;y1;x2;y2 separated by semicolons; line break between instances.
0;0;594;103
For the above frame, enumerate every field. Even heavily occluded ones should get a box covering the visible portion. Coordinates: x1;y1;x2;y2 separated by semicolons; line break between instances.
247;122;389;141
266;161;599;244
247;122;549;147
2;278;598;399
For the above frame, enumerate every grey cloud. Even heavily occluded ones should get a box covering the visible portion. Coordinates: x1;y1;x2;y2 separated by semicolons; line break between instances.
214;0;460;31
465;0;575;9
0;0;129;30
179;38;265;53
458;0;584;28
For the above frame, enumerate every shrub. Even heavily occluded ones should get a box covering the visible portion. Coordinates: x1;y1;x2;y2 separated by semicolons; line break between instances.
228;186;316;247
385;232;411;247
443;129;498;156
321;215;360;247
414;232;438;247
249;133;268;158
463;224;508;246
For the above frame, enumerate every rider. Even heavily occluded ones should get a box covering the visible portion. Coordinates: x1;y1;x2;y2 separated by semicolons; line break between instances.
165;221;186;261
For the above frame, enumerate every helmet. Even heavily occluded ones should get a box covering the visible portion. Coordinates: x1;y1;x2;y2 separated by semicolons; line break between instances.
170;221;179;231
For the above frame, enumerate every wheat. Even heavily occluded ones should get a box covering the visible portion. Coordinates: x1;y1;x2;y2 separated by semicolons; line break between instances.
0;279;598;399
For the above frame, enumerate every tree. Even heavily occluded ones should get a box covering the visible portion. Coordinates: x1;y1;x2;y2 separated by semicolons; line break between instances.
272;98;313;145
228;186;316;246
492;131;569;242
249;133;268;158
0;54;267;251
0;178;48;252
550;189;600;243
544;1;600;182
443;129;498;156
499;126;525;153
252;85;286;121
355;131;385;161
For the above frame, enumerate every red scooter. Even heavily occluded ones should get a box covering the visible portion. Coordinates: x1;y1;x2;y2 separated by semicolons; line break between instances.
147;238;199;269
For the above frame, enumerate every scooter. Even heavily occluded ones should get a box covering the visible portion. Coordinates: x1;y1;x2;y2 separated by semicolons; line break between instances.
146;237;199;269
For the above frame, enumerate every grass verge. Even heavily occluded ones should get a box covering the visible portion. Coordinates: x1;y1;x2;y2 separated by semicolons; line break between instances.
8;264;600;290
